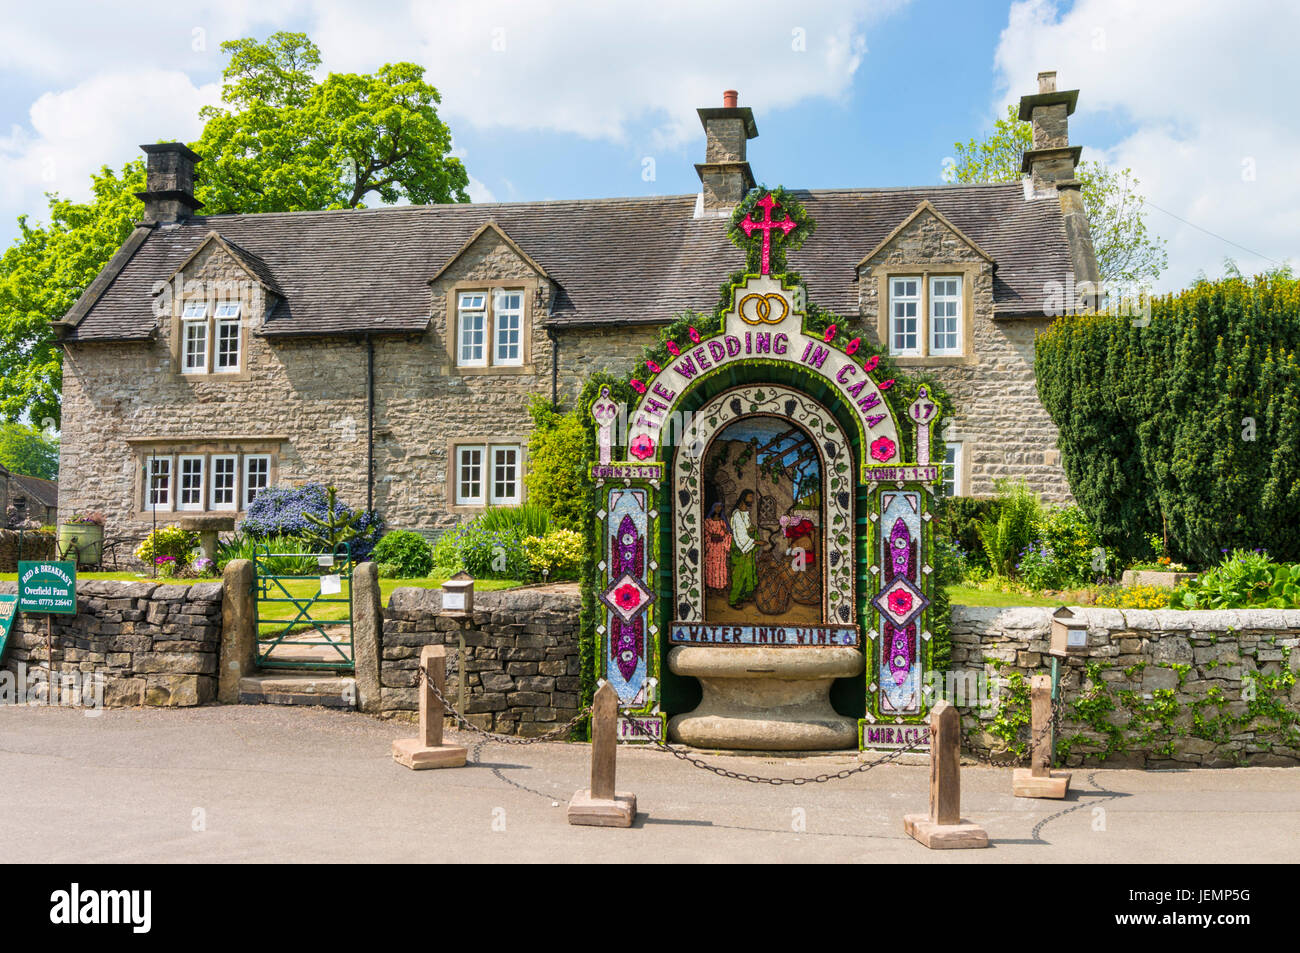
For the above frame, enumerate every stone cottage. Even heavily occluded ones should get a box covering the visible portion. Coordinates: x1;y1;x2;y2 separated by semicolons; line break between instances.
53;72;1096;543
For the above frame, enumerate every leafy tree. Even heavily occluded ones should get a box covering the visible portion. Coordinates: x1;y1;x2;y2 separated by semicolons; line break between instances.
195;33;470;213
948;104;1167;285
0;162;145;425
0;421;60;479
0;31;471;426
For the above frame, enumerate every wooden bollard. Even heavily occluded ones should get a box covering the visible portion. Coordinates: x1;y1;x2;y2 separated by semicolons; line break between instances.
392;645;467;769
567;683;637;827
1012;674;1071;798
903;700;989;849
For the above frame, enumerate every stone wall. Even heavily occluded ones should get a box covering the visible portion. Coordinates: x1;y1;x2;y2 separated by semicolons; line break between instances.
379;584;582;734
0;579;222;706
0;529;57;572
951;606;1300;768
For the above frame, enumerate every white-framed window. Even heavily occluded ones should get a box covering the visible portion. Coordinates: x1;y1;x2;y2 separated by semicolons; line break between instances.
942;442;962;497
243;455;271;509
456;446;484;504
491;445;521;504
210;455;238;511
494;291;523;365
178;455;205;511
182;300;209;374
455;443;523;505
890;277;921;356
214;303;242;372
458;292;487;366
930;276;962;355
145;456;173;511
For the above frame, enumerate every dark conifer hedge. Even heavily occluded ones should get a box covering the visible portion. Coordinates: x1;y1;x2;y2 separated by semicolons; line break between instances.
1035;274;1300;566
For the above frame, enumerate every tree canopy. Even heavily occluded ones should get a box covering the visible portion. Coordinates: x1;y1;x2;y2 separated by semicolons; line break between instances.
0;421;60;479
0;32;470;426
948;104;1167;286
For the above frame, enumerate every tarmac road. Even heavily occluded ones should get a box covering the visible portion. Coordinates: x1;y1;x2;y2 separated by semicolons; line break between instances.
2;704;1296;863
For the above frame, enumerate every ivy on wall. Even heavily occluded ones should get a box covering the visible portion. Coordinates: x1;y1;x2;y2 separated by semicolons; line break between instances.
976;646;1298;764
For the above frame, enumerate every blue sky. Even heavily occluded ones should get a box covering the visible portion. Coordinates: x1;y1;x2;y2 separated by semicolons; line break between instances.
1;0;1295;290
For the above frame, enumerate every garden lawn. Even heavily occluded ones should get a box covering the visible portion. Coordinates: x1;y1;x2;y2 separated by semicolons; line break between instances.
0;572;525;632
944;584;1064;608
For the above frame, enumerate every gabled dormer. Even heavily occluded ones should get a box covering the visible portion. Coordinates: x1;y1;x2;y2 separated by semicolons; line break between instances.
154;230;283;379
428;220;553;376
856;199;995;366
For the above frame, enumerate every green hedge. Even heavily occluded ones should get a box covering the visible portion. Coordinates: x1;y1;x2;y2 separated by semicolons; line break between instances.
1036;273;1300;565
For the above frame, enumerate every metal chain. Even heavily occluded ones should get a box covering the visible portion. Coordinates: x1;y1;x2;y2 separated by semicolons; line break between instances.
962;694;1067;767
416;664;591;745
618;712;928;785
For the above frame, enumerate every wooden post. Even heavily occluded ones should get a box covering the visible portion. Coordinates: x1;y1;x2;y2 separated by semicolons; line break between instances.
568;683;636;827
904;700;989;849
392;644;467;770
420;645;446;748
930;700;961;826
1012;674;1071;798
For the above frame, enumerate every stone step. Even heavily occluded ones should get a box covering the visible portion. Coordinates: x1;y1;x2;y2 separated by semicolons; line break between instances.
239;673;356;709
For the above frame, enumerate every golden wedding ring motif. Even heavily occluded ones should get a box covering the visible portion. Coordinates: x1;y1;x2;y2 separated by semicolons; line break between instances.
737;292;789;325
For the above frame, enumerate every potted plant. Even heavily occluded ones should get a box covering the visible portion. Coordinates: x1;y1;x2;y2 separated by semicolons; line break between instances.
59;511;105;567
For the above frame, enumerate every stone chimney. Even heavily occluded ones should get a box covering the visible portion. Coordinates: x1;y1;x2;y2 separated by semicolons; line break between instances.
1018;71;1082;194
1020;71;1101;305
135;143;203;224
695;90;758;215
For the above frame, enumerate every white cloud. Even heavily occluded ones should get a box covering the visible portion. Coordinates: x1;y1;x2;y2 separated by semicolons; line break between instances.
310;0;901;148
0;70;220;222
993;0;1299;289
0;0;905;240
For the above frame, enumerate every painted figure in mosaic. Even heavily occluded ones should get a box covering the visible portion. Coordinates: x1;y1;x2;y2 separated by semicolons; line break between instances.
703;501;732;592
728;490;758;607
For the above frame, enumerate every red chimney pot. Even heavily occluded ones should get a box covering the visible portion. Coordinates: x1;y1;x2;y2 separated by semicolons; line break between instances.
722;90;738;109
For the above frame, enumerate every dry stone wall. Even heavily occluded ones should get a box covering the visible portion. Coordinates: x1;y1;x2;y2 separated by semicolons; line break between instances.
379;584;582;734
0;579;222;706
952;606;1300;768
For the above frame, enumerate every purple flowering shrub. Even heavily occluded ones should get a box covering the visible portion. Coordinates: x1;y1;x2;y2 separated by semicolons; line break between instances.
239;483;383;562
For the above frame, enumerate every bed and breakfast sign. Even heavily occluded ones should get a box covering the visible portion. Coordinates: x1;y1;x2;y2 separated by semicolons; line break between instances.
17;561;78;615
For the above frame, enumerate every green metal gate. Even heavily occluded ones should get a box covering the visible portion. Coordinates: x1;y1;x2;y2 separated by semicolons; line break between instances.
253;543;354;671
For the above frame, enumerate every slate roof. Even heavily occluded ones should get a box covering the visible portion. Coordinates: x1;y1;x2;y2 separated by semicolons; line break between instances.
60;182;1073;342
8;472;59;509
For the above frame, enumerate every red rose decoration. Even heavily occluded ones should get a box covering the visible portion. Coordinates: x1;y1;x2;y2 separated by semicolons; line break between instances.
870;436;897;462
615;583;642;612
888;589;914;616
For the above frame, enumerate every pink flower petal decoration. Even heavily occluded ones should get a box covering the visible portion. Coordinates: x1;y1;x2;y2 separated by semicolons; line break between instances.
689;327;700;343
878;378;895;391
630;379;646;394
862;355;880;373
846;337;861;355
870;436;897;462
823;324;837;342
646;360;661;374
630;434;655;460
666;341;680;356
